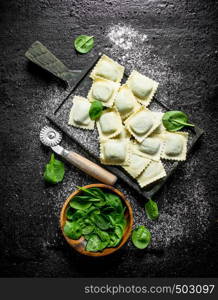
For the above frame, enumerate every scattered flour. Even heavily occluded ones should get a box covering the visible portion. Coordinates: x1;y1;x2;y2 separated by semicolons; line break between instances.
147;179;210;249
45;23;211;251
106;23;211;249
106;23;182;105
108;25;148;50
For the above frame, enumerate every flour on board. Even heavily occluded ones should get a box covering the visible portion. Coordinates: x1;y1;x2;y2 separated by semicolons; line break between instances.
107;23;182;105
107;23;210;249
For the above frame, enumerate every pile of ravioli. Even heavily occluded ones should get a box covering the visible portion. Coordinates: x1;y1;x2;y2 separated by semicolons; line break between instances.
69;55;188;188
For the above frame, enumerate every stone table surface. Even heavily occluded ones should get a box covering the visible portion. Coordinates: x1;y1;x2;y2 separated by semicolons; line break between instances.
0;0;218;277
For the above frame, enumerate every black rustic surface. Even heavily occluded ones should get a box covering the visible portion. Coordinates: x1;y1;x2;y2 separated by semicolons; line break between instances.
0;0;218;277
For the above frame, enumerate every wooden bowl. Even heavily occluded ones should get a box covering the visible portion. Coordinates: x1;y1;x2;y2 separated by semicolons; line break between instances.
60;183;133;257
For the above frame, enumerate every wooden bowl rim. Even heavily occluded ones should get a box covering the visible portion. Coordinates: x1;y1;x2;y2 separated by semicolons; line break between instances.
60;183;133;257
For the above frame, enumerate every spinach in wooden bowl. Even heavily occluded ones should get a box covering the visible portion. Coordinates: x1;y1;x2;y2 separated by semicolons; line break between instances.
61;185;132;255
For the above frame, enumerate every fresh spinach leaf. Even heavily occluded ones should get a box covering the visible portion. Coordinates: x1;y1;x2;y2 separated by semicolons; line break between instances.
82;225;95;235
131;225;151;249
77;186;95;196
95;228;110;242
73;195;100;202
43;153;65;184
162;111;194;131
70;209;88;221
64;187;127;252
63;221;82;240
70;198;92;210
105;193;123;214
114;225;123;239
94;228;110;250
145;199;159;220
89;100;103;120
94;199;106;208
108;232;121;247
108;211;125;226
81;219;95;235
91;213;111;230
86;234;101;252
84;234;92;241
89;188;107;201
74;35;94;54
115;218;127;233
101;206;115;214
87;206;100;216
77;186;103;199
66;207;74;220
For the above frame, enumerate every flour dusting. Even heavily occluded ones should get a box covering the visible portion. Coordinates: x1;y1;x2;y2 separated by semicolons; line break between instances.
108;25;147;50
45;23;211;252
107;23;211;249
107;23;182;105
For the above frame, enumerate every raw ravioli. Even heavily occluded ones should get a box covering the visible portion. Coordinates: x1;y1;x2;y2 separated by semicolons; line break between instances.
123;152;150;179
134;134;164;161
100;139;130;165
137;160;166;188
114;84;140;119
161;132;188;161
125;107;161;142
96;108;122;140
88;78;120;107
127;70;158;106
90;54;124;83
68;96;95;130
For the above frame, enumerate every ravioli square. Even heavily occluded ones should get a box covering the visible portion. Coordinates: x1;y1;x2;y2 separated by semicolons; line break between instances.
124;107;162;143
90;54;124;83
68;96;95;130
96;108;122;140
161;132;188;161
152;112;166;135
88;78;120;108
123;152;151;179
114;84;141;120
137;160;166;188
114;126;131;140
133;133;164;161
126;70;158;107
100;139;130;166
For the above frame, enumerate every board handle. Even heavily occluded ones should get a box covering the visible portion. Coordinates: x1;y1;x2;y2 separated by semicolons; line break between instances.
63;151;117;186
25;41;75;85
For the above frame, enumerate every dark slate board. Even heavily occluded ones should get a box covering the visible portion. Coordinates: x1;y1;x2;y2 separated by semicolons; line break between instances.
47;55;204;199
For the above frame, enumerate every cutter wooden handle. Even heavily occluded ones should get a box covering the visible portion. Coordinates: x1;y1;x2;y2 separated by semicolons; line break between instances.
64;151;117;186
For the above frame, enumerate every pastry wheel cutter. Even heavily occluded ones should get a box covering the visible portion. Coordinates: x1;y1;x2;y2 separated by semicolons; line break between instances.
40;126;117;185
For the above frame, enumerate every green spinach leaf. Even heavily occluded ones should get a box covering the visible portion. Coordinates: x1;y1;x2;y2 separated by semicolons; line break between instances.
91;213;111;230
105;193;123;214
89;188;107;201
66;207;74;220
81;219;95;235
162;111;194;131
108;232;121;247
70;198;92;210
63;221;82;240
145;199;159;220
70;209;88;221
114;225;123;239
77;186;103;199
94;228;110;250
74;35;94;54
131;225;151;249
86;234;101;252
43;153;65;184
89;100;103;120
73;195;100;202
64;187;127;252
